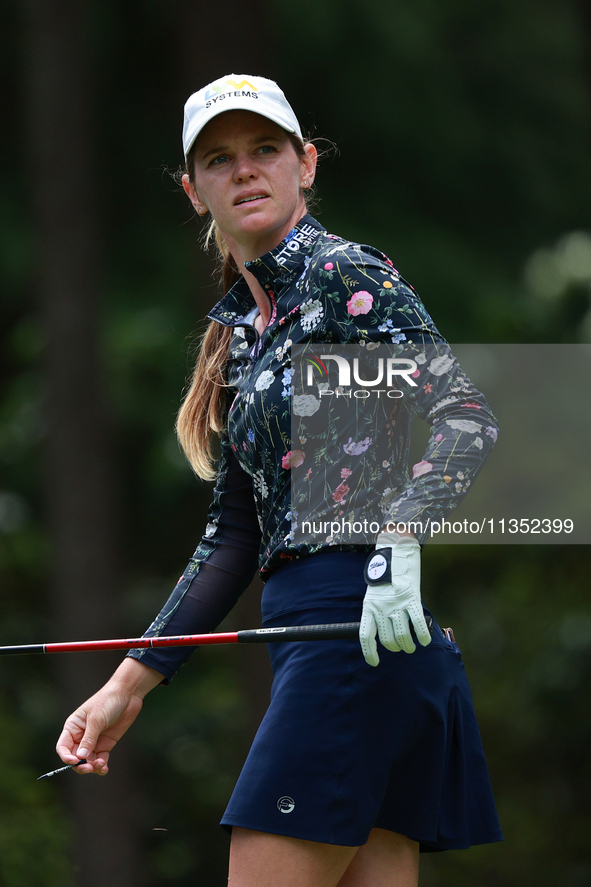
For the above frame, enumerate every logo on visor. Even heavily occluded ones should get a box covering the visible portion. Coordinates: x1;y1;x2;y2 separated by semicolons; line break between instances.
204;79;258;102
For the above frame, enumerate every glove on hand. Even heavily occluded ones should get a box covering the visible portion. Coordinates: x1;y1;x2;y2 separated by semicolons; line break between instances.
359;530;432;666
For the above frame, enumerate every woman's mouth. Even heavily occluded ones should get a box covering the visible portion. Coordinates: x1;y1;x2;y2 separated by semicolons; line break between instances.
235;193;269;206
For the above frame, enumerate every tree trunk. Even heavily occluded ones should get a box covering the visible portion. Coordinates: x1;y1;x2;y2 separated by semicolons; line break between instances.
23;1;142;883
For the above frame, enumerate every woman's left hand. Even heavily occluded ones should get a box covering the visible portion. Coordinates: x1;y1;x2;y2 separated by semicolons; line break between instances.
359;531;431;666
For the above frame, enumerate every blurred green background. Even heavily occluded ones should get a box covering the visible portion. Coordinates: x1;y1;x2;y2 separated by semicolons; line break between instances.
1;0;590;884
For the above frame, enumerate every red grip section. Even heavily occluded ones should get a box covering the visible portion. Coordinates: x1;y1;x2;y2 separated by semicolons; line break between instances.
149;632;239;648
44;632;240;654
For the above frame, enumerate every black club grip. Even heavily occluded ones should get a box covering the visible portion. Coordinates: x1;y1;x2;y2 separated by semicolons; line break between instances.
237;623;360;644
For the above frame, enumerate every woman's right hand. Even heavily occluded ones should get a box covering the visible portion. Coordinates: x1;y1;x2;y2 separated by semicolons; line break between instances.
55;658;164;775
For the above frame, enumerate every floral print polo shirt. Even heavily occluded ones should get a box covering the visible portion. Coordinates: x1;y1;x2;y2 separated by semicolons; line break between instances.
209;214;498;571
127;214;498;679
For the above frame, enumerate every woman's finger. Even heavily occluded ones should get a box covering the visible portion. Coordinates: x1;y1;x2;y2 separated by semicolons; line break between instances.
359;610;380;667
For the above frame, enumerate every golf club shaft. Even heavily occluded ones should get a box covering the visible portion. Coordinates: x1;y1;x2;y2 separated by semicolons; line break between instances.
0;622;360;656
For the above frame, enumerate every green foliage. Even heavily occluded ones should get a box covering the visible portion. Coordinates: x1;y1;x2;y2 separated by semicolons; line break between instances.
420;545;591;886
0;695;74;885
273;0;591;342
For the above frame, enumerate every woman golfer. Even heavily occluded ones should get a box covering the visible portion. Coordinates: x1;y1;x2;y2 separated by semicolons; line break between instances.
57;74;502;886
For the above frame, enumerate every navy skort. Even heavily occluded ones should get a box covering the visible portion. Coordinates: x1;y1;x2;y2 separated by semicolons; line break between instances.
220;551;503;851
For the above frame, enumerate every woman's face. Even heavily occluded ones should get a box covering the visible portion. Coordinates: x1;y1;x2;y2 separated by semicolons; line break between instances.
182;110;317;261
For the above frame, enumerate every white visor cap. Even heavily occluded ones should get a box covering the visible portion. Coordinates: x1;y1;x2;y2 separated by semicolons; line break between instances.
183;74;303;158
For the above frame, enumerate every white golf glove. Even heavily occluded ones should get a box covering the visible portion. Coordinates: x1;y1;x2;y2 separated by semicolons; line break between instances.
359;530;432;666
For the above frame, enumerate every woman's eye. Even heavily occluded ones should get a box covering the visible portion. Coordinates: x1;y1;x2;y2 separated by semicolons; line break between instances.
209;154;229;167
257;145;277;155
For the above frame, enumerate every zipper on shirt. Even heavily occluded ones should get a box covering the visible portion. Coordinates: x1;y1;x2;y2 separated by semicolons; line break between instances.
208;280;284;359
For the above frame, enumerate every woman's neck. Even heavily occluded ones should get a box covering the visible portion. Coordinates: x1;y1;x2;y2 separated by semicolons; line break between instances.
223;205;308;331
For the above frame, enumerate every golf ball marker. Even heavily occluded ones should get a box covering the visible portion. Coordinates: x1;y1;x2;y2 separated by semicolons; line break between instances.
364;549;392;585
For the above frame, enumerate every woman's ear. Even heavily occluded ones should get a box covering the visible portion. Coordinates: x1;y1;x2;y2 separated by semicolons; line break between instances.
182;174;208;215
301;142;318;189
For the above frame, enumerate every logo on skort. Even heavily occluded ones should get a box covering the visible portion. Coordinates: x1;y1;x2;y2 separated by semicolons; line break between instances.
277;796;295;813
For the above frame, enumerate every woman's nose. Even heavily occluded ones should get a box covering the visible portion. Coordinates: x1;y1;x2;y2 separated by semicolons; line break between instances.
233;154;258;182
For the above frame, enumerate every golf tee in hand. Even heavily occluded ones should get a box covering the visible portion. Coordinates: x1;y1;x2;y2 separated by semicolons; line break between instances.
56;659;162;775
359;531;431;666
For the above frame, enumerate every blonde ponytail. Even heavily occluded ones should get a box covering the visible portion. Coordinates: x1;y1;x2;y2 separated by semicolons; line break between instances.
176;223;240;480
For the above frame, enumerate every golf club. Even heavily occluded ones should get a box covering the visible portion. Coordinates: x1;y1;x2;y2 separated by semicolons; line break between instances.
0;622;361;656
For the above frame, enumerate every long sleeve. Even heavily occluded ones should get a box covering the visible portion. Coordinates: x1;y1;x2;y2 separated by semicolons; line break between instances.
328;250;499;543
379;339;498;541
127;439;262;682
288;243;499;548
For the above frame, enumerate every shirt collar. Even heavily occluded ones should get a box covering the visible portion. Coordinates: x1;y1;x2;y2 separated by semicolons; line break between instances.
208;214;325;326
